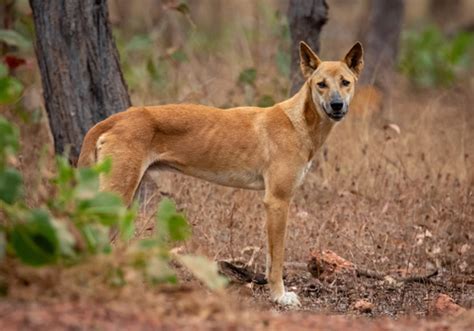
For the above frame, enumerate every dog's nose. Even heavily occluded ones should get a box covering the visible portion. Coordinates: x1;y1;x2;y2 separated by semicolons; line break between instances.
330;101;344;111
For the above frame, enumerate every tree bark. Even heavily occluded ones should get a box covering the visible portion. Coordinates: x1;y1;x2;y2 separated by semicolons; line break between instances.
288;0;328;95
430;0;462;32
360;0;404;91
29;0;131;164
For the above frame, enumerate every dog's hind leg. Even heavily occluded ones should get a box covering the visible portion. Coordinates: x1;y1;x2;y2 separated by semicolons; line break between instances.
96;134;151;206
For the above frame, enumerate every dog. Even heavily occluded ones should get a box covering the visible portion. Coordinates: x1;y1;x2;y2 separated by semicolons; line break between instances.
78;41;364;306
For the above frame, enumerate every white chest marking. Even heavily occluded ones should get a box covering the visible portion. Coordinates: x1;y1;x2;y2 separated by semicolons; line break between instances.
297;161;313;186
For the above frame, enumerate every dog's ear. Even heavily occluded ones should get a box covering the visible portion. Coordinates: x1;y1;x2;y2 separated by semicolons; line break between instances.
343;42;364;77
299;41;321;79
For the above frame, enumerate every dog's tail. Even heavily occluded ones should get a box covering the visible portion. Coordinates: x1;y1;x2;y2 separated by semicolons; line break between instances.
77;119;114;168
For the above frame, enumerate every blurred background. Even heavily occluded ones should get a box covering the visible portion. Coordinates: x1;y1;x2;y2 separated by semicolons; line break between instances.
0;0;473;301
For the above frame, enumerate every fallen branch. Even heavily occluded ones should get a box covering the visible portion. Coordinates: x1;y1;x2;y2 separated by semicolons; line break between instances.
402;269;438;284
217;261;267;285
308;250;440;285
217;257;440;289
356;268;438;284
355;268;385;280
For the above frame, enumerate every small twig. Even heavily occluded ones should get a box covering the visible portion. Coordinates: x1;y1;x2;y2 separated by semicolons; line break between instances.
402;269;438;284
284;261;308;270
356;268;385;280
217;261;267;285
356;267;439;284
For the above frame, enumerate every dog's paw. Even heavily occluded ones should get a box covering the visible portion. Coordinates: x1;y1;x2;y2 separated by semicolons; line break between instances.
274;291;301;307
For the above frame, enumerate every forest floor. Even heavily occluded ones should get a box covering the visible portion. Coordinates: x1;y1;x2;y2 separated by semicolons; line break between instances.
0;248;473;330
1;75;473;330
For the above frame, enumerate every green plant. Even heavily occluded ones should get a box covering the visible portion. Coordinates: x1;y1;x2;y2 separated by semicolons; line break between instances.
0;116;226;289
0;62;23;104
399;26;474;87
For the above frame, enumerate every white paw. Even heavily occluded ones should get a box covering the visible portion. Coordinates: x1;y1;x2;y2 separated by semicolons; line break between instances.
274;291;301;307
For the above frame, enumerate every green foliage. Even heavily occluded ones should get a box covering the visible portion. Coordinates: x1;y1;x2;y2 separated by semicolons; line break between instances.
275;50;290;76
170;49;188;63
0;115;19;163
0;168;22;204
0;117;22;205
257;95;275;107
114;30;191;94
156;198;191;242
0;29;32;52
238;68;257;86
171;2;191;16
0;117;226;290
0;63;24;104
10;209;59;266
178;255;228;290
399;26;474;87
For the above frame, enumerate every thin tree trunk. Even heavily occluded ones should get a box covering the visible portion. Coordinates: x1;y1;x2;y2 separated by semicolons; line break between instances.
29;0;131;164
288;0;328;95
430;0;462;32
360;0;404;91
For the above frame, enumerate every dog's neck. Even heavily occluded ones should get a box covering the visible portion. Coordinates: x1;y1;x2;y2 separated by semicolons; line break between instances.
278;81;336;160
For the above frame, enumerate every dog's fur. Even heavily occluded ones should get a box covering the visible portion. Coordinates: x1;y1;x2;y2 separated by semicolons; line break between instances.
78;42;364;306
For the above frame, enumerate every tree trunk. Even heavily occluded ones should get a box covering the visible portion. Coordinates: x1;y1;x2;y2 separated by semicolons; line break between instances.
430;0;463;32
288;0;328;95
360;0;404;91
29;0;131;164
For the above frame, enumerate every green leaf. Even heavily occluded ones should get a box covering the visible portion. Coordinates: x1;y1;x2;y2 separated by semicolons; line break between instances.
0;63;7;78
51;219;76;259
238;68;257;86
145;256;177;284
0;168;22;204
118;205;136;241
0;231;5;262
79;224;110;254
0;76;23;105
77;192;124;226
108;267;126;287
178;255;228;290
92;157;112;174
156;198;190;242
138;238;160;249
173;2;191;16
124;34;152;53
74;167;100;199
448;32;474;65
55;156;74;186
146;58;167;85
0;117;19;157
10;209;59;266
276;50;290;76
0;29;31;51
171;49;188;63
257;95;275;107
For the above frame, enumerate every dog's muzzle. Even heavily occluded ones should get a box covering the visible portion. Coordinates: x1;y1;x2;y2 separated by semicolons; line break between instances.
324;100;348;121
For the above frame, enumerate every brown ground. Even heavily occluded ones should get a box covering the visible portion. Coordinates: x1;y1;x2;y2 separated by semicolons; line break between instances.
1;83;472;329
1;1;473;329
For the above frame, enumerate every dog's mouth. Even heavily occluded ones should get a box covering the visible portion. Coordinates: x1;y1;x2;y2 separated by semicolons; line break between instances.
328;112;345;121
323;105;346;122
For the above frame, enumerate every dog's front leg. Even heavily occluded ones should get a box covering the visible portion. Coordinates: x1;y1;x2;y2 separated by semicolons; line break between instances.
264;190;301;307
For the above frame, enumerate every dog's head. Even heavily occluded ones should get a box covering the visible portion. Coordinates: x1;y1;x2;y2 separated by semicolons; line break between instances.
299;41;364;122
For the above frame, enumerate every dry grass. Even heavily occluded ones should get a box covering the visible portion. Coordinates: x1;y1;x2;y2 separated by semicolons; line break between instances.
2;0;473;327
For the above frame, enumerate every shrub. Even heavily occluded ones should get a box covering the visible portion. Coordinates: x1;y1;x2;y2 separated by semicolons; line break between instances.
0;116;226;289
399;26;474;88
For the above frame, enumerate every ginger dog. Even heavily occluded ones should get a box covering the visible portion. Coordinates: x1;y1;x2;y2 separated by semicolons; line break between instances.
78;41;364;306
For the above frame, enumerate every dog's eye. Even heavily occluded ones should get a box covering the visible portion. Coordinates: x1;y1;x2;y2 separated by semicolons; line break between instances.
341;79;350;87
317;82;327;88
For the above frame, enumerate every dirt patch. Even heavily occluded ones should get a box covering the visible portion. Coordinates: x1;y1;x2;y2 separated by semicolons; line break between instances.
1;297;473;330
